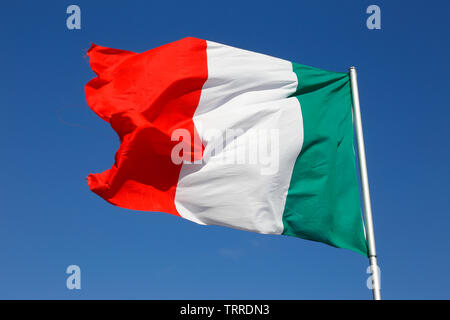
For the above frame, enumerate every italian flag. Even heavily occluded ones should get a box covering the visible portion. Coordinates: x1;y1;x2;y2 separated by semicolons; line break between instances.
86;37;367;256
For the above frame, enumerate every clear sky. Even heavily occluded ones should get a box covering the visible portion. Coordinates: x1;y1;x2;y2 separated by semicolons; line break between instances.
1;0;449;299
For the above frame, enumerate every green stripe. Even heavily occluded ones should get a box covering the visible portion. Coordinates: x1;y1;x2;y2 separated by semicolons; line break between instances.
282;63;367;256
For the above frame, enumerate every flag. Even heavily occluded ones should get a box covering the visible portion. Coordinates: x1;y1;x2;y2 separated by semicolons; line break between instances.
85;37;367;256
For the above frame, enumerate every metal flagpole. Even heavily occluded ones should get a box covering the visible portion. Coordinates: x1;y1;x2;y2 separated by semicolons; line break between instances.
349;67;381;300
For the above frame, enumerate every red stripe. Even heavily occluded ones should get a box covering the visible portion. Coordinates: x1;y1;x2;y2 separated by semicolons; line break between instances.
85;37;207;215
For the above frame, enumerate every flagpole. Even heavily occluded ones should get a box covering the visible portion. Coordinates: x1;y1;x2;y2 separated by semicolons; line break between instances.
349;67;381;300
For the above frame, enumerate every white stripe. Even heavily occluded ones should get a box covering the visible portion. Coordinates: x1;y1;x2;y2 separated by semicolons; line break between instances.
174;41;303;234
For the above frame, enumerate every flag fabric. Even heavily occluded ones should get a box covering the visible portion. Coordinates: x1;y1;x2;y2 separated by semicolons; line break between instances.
85;37;367;256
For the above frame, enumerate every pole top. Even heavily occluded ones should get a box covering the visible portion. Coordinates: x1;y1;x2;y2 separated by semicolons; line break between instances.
349;66;357;71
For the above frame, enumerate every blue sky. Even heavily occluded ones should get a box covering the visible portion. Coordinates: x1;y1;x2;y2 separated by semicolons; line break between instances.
1;0;449;299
